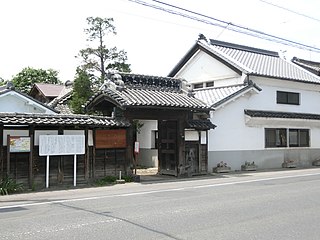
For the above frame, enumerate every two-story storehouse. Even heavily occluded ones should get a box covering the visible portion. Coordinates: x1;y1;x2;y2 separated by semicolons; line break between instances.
168;37;320;170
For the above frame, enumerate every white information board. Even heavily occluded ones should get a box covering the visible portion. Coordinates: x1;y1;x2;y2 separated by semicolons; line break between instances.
39;135;85;156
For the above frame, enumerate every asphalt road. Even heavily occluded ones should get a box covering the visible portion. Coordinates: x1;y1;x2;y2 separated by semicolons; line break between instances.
1;168;320;240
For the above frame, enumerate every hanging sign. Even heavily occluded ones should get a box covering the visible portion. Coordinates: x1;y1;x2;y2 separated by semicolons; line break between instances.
39;135;85;156
9;136;31;153
134;141;140;154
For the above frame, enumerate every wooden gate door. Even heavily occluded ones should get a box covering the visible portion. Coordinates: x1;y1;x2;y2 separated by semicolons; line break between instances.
185;142;199;175
158;120;178;176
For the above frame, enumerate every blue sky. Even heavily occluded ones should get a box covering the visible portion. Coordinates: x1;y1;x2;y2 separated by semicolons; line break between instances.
1;0;319;81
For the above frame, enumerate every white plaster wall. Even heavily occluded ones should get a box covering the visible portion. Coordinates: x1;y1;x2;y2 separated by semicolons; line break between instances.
0;92;56;114
175;51;241;85
209;94;263;151
209;79;320;152
34;130;58;146
3;130;29;145
63;130;85;135
137;120;157;148
246;76;320;114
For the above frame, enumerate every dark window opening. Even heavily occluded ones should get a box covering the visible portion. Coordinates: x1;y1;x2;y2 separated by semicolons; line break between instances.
206;81;214;87
265;128;310;148
193;83;203;89
289;129;309;147
277;91;300;105
265;128;287;148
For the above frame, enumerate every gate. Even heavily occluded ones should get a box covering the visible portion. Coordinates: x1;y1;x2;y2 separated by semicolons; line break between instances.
158;120;178;176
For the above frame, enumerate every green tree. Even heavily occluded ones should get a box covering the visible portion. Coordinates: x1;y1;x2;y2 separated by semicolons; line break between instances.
11;67;61;93
70;68;93;114
77;17;131;87
0;77;6;86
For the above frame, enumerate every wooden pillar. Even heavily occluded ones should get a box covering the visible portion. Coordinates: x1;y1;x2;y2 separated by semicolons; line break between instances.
0;125;3;179
126;125;134;175
6;134;10;176
29;126;34;188
84;128;89;180
177;117;185;177
92;129;96;178
58;127;63;183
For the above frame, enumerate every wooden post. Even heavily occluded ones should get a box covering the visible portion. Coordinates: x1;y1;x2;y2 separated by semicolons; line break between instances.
6;135;10;176
29;127;34;189
84;128;89;180
0;125;3;179
92;129;96;178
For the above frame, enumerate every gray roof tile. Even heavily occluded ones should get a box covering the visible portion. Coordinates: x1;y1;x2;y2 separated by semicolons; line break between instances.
194;83;260;108
245;109;320;120
187;119;216;130
0;113;129;127
86;73;211;111
207;39;320;83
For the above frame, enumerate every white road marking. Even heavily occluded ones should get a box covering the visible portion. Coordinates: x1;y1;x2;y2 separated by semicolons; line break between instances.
0;172;319;210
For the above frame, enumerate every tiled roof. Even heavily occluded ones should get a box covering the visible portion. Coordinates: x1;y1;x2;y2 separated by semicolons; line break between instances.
0;113;130;127
292;57;320;76
49;88;73;114
86;73;211;111
194;83;261;108
169;39;320;84
206;39;320;83
187;119;216;130
33;83;65;97
244;109;320;120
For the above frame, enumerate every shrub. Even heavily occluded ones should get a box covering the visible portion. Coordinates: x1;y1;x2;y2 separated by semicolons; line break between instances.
122;175;133;182
95;176;117;186
0;177;24;195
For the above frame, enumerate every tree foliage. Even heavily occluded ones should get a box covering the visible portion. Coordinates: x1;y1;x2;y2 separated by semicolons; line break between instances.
0;77;5;86
77;17;131;87
70;68;93;114
11;67;61;93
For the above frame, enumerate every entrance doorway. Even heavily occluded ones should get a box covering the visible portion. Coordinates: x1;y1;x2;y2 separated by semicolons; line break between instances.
158;120;178;176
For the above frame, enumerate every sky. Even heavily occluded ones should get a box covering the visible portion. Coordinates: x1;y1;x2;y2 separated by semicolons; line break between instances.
1;0;320;81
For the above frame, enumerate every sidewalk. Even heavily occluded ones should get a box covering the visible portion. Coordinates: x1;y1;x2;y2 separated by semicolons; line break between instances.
138;166;320;183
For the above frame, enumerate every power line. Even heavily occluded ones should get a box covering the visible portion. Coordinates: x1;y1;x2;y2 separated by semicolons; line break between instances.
128;0;320;53
259;0;320;23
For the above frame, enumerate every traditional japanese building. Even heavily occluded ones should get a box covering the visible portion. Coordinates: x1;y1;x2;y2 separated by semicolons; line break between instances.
85;72;215;176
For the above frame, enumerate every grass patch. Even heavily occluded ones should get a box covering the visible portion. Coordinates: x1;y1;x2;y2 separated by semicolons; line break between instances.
0;177;24;195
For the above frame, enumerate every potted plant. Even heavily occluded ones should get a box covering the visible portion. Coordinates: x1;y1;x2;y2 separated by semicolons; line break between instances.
241;161;257;171
312;159;320;166
282;159;296;168
213;161;231;173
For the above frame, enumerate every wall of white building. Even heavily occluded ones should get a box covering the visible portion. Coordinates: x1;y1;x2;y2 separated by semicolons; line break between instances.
175;51;243;86
137;120;158;167
0;92;56;114
207;78;320;171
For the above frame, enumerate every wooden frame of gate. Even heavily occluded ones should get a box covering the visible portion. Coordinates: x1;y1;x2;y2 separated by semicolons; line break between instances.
124;109;187;176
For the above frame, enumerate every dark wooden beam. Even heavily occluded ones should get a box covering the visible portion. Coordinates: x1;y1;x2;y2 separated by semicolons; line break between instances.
0;125;3;179
29;126;35;189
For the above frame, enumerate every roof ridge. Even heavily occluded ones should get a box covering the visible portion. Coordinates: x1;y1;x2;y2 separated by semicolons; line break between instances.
209;39;279;57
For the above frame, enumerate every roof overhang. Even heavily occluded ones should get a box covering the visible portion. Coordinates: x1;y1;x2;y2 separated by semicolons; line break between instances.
244;109;320;127
168;41;244;77
0;113;130;128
